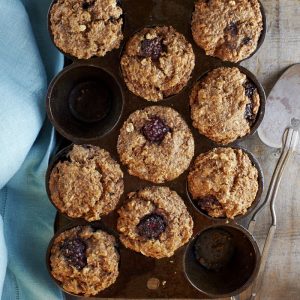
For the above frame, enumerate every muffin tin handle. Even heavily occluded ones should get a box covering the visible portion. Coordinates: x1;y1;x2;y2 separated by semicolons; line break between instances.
246;127;299;299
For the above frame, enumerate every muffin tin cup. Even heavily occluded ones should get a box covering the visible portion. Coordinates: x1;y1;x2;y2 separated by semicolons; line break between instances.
183;224;261;298
46;63;124;144
186;145;264;223
46;0;267;298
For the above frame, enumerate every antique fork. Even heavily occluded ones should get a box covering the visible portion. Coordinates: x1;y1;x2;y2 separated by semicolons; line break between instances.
231;126;299;300
248;126;299;300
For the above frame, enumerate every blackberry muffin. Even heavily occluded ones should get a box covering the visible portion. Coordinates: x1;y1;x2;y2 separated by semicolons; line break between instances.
50;0;123;59
121;26;195;101
188;147;259;219
117;106;194;183
117;186;194;258
190;67;260;144
49;144;124;221
191;0;263;62
50;226;119;296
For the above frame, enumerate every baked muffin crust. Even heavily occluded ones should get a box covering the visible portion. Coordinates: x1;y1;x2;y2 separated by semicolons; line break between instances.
49;144;124;221
50;226;119;296
121;26;195;101
188;147;259;219
190;67;260;144
117;106;194;183
50;0;123;59
192;0;263;62
117;186;194;258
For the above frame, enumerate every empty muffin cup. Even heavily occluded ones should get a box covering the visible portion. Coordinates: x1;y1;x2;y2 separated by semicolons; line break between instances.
183;224;260;298
186;146;264;221
46;63;124;143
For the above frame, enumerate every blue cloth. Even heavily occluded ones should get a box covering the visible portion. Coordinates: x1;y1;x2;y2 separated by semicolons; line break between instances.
0;0;64;299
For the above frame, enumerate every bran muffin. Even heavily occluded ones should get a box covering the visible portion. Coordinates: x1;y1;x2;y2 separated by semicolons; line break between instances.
191;0;263;62
117;186;194;258
50;226;119;296
190;67;260;145
188;147;259;219
117;106;194;183
50;0;123;59
49;144;124;221
121;26;195;101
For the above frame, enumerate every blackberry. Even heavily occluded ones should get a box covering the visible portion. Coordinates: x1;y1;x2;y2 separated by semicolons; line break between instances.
197;195;222;212
61;237;87;270
141;116;171;143
227;22;238;36
141;37;164;60
137;213;167;239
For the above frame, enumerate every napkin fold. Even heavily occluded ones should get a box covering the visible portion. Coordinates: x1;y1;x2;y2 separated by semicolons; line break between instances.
0;0;63;299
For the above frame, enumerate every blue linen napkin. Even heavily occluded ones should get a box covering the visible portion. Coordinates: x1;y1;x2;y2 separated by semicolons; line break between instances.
0;0;64;299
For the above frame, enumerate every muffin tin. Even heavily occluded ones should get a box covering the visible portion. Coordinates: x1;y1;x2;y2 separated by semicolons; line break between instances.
45;0;267;298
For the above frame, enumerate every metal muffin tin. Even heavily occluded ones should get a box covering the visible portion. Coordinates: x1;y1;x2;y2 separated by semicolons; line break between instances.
45;0;267;298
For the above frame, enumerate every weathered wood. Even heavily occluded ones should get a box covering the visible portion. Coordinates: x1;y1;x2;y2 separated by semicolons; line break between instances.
240;1;300;299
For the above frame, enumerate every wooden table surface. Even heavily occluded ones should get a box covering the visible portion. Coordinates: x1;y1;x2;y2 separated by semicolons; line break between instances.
68;1;300;299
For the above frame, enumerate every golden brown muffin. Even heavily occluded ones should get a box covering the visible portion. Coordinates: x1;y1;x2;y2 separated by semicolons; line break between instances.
117;186;194;258
117;106;194;183
121;26;195;101
49;144;124;221
190;67;260;144
50;226;119;296
50;0;123;59
192;0;263;62
188;147;259;219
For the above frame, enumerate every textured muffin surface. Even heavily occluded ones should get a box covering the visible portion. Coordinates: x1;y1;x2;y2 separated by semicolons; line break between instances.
121;26;195;101
49;145;124;221
117;186;194;258
50;0;123;59
192;0;263;62
50;226;119;296
188;147;259;219
190;67;260;144
117;106;194;183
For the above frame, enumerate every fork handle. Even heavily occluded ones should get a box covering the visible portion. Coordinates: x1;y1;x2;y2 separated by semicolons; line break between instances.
249;225;276;300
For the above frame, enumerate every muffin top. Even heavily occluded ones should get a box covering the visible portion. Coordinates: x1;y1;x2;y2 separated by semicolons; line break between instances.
50;226;119;296
190;67;260;144
117;186;194;258
49;144;124;221
192;0;263;62
188;147;259;219
121;26;195;101
117;106;194;183
50;0;123;59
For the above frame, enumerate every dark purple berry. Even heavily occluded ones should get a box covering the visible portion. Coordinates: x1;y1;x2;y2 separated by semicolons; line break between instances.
243;80;257;124
61;237;87;270
242;37;251;45
227;22;238;36
137;213;167;239
245;103;256;124
141;37;164;60
197;195;222;212
243;80;256;99
142;116;171;143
